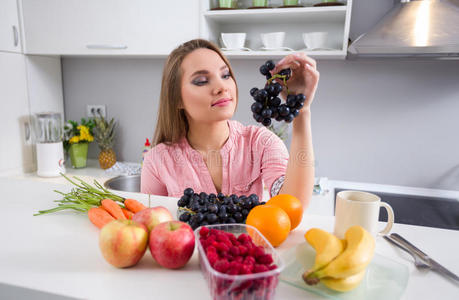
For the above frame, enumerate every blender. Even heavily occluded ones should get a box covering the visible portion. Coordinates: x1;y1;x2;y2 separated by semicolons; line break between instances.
31;112;66;177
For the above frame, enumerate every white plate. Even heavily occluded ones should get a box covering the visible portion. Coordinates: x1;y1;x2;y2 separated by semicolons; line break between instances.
220;47;252;51
260;46;295;51
280;242;409;300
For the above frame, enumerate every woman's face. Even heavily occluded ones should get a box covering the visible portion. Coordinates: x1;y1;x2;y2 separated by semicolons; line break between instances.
180;48;237;125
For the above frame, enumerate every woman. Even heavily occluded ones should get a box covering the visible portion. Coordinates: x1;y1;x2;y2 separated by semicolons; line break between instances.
141;39;319;209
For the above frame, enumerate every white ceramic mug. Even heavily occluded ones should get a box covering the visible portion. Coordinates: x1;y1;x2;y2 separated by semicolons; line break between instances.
302;32;328;50
221;33;246;49
334;190;394;238
260;32;285;49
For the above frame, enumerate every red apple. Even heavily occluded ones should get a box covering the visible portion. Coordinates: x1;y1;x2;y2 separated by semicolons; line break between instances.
132;206;173;232
149;221;195;269
99;220;148;268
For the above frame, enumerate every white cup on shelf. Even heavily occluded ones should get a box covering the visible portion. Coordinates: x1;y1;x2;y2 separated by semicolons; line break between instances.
221;33;246;50
302;32;328;50
260;32;285;49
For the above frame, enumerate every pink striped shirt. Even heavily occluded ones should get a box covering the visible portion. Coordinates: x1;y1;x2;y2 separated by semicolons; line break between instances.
140;120;288;199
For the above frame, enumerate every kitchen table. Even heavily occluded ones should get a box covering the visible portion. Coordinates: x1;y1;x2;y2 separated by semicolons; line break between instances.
0;177;458;300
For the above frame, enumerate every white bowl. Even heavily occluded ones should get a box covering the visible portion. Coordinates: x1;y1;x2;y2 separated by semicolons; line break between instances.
221;33;246;50
261;32;285;49
302;32;328;50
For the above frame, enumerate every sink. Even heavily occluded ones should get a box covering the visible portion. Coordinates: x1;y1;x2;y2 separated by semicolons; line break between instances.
104;175;140;193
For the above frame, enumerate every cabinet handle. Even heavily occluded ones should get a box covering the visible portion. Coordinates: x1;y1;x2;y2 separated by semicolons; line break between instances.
12;26;19;47
86;44;128;50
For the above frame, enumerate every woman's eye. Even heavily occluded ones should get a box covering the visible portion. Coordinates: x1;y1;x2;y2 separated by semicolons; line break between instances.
193;77;208;86
223;73;231;79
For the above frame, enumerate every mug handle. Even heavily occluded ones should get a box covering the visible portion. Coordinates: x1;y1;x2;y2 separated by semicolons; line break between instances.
378;202;394;236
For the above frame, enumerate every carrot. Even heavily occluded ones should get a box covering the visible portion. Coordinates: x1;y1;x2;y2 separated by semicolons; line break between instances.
88;207;115;229
101;199;126;220
122;208;134;220
124;198;146;213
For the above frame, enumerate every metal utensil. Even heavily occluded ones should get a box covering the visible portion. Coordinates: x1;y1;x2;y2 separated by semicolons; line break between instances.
383;235;431;270
390;233;459;283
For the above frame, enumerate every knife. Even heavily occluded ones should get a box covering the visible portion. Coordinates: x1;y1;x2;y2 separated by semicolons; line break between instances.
390;233;459;283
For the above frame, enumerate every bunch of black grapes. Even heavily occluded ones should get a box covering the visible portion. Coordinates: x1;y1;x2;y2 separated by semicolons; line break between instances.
250;60;306;126
177;188;265;230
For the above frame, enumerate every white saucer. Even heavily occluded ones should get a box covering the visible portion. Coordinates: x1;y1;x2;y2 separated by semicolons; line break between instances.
220;47;252;51
298;47;337;51
260;46;294;51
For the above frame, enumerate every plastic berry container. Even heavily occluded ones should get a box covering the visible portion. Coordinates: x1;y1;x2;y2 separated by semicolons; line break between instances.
195;224;285;300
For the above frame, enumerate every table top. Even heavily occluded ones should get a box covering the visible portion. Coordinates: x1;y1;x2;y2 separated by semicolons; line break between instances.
0;177;458;300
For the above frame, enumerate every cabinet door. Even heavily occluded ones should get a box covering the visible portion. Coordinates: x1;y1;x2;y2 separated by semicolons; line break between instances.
0;0;22;53
0;52;33;173
21;0;199;55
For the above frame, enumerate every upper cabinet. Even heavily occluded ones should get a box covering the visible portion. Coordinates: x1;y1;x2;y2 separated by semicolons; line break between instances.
20;0;200;55
200;0;353;59
0;0;22;53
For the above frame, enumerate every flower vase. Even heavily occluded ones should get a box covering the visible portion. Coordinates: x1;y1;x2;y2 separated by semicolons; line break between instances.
69;143;89;168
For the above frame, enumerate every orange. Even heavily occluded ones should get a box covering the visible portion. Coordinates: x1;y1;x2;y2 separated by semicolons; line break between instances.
246;204;291;247
267;194;303;230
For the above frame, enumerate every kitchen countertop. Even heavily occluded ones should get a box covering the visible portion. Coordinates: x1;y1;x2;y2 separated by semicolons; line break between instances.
0;177;458;300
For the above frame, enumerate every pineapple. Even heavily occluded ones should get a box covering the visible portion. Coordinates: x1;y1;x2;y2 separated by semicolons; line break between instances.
93;115;117;169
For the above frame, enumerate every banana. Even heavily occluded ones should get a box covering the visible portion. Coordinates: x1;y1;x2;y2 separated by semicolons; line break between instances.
321;270;366;292
304;228;345;272
305;226;375;281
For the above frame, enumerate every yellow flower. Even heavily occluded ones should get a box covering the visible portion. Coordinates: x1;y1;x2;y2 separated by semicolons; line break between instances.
69;136;80;144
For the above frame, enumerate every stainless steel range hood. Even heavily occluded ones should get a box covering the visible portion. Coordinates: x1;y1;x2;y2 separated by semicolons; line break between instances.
348;0;459;58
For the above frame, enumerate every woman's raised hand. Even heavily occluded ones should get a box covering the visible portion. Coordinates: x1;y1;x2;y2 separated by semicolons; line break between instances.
271;53;320;110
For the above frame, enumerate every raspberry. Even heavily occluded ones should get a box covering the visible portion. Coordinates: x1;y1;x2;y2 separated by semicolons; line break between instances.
253;246;265;258
237;233;249;244
209;229;219;236
240;264;252;274
235;256;244;263
229;246;240;256
214;259;230;273
228;234;237;244
257;254;274;265
238;245;248;256
268;264;278;270
206;235;216;244
243;256;256;266
199;226;210;237
215;242;229;253
228;267;239;275
223;239;233;248
254;264;269;273
206;245;216;254
216;233;230;243
207;251;219;266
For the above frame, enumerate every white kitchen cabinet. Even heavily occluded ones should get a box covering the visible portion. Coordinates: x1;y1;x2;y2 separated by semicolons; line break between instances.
0;52;63;176
0;52;32;174
0;0;22;53
20;0;200;55
200;0;353;59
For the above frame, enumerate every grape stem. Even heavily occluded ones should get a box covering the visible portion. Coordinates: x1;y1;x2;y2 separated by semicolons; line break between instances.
267;74;290;97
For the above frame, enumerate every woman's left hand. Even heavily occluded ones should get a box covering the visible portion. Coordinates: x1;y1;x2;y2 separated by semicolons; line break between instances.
271;53;320;110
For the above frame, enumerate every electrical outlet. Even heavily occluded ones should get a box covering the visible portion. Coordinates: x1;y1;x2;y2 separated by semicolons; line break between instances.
86;105;106;118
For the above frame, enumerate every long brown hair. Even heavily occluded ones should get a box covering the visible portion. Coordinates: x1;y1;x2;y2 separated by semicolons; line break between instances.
153;39;238;146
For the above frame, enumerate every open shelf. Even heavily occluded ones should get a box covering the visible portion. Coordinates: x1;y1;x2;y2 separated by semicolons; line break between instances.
204;6;347;23
220;49;346;59
200;0;353;59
